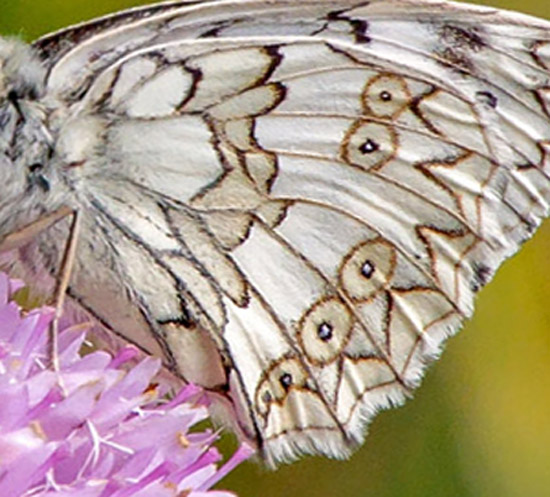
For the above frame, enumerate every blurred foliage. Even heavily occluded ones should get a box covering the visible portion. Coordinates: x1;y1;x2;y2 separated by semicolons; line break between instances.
1;1;549;496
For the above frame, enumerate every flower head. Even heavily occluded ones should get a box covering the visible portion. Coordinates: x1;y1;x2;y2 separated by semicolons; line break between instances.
0;272;252;496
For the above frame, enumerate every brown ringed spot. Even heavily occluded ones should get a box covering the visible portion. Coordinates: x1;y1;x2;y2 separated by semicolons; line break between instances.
297;297;354;366
341;120;398;171
362;73;411;119
255;356;309;418
339;239;397;301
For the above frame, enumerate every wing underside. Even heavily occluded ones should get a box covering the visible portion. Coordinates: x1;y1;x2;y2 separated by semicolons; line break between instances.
32;0;550;465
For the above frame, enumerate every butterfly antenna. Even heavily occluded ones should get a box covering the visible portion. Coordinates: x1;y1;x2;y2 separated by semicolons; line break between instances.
49;209;81;373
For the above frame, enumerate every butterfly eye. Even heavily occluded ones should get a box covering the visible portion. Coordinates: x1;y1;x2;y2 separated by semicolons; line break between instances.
7;90;23;119
7;90;18;102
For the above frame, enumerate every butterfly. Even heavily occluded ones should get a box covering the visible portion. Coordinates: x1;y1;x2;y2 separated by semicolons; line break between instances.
1;0;550;468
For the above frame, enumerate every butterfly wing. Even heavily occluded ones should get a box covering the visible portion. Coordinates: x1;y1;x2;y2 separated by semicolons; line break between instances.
33;0;550;465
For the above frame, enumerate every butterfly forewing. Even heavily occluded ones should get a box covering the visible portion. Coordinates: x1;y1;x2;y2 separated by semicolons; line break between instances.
7;0;550;465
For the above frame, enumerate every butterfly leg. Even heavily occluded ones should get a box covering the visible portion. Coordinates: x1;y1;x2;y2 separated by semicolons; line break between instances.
49;209;81;372
0;206;79;372
0;206;74;252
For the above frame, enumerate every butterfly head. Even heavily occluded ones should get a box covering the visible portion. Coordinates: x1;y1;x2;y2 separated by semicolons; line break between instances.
0;39;61;244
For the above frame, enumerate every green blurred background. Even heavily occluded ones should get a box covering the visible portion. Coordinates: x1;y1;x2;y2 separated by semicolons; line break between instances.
1;1;549;496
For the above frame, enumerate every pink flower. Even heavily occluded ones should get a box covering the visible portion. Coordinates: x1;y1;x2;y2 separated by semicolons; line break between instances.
0;272;252;496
